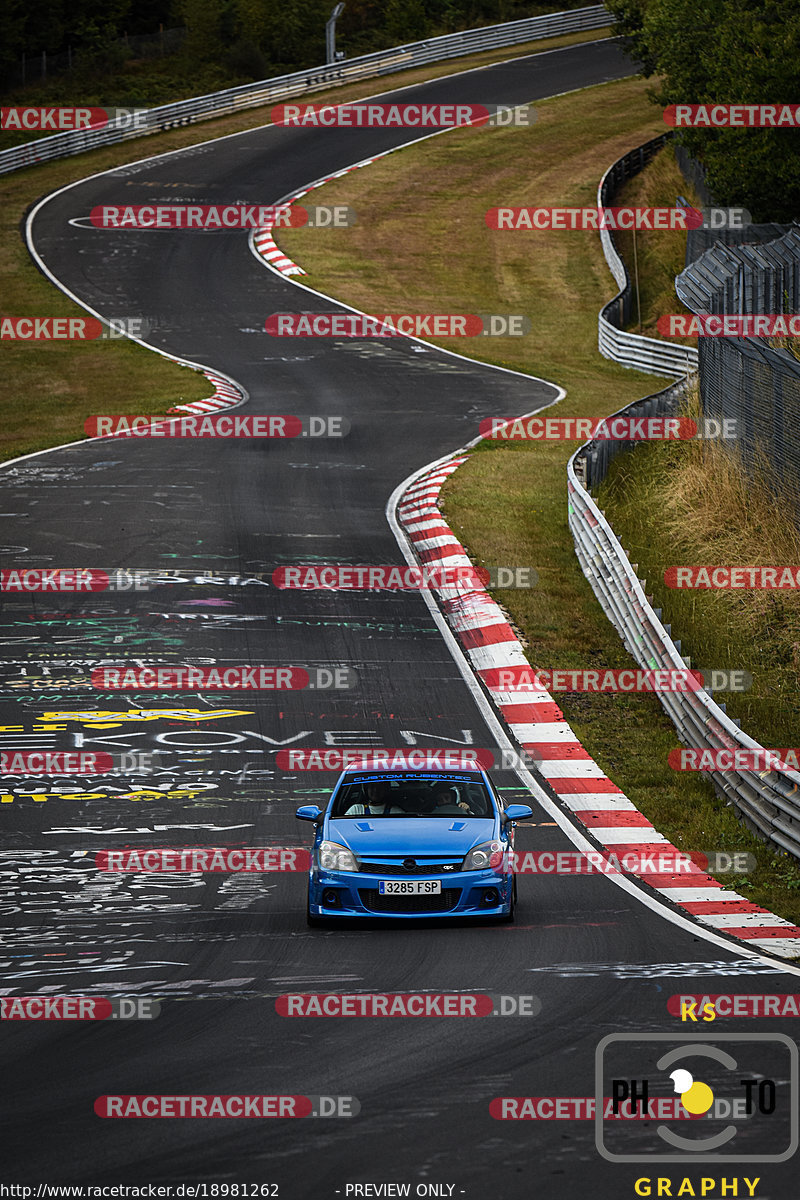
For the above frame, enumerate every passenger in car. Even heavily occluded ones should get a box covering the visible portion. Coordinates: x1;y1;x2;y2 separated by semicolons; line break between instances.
344;780;404;815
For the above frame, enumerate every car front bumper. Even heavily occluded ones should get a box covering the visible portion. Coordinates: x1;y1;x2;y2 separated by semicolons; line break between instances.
308;867;513;919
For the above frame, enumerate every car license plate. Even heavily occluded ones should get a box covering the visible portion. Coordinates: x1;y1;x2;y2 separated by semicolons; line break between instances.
378;880;442;895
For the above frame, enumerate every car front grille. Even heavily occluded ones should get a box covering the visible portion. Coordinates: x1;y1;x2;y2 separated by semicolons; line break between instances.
358;860;461;875
359;888;460;913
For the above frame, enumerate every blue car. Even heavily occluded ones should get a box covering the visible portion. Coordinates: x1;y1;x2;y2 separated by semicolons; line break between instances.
295;766;533;924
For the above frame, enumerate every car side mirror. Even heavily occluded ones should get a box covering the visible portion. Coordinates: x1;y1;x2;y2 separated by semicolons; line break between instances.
503;804;533;821
296;804;322;822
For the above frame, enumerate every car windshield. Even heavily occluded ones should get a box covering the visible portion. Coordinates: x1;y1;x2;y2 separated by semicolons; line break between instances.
331;772;494;818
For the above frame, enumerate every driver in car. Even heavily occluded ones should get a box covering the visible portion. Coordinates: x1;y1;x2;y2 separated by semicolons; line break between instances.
344;780;404;816
432;784;471;814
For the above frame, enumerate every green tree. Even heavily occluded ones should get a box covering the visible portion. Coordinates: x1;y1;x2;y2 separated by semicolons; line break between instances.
176;0;225;62
384;0;429;43
0;0;26;88
606;0;800;221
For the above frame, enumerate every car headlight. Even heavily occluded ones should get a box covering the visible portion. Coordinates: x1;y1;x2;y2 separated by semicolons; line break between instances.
462;840;504;871
318;841;358;872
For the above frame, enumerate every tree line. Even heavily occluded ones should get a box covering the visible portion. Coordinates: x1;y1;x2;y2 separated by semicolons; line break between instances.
0;0;591;94
607;0;800;221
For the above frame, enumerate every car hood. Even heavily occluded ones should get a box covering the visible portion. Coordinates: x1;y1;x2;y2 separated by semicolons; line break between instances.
327;817;493;857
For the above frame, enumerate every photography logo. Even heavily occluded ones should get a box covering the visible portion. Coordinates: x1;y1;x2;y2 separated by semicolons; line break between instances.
595;1033;798;1162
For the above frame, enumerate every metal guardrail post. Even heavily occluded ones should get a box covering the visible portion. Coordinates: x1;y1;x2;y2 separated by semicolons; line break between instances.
326;3;346;65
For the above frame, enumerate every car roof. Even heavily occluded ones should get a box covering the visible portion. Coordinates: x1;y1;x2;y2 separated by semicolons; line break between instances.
335;767;493;788
340;763;487;776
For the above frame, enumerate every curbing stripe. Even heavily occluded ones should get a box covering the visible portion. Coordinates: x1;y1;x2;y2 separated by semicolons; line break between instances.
493;701;563;720
509;724;577;743
586;831;671;846
466;644;530;670
664;887;744;903
562;794;639;811
460;625;519;650
395;454;800;956
579;811;653;827
684;900;770;915
251;150;390;276
168;372;244;414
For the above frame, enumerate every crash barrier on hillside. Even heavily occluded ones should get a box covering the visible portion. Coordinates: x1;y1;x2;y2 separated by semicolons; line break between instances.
684;221;792;265
0;5;610;176
568;379;800;865
676;228;800;520
597;134;698;378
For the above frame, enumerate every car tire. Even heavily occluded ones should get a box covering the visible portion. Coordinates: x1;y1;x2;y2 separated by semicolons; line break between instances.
499;876;517;923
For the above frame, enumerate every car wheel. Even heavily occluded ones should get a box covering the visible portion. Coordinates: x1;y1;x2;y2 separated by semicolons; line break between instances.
487;881;516;923
500;876;517;923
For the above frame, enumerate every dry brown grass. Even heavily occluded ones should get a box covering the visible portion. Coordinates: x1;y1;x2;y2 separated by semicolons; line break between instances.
599;384;800;742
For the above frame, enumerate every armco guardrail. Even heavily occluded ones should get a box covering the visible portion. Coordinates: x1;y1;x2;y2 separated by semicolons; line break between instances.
0;5;610;177
568;386;800;865
597;134;698;378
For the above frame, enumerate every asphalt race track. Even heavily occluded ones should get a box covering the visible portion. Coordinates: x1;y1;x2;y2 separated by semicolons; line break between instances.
3;35;800;1197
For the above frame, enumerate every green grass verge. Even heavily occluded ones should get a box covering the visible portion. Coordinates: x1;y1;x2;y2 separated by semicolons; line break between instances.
273;74;800;931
